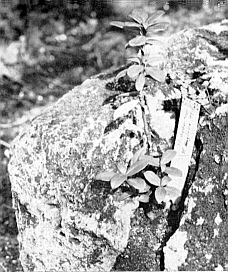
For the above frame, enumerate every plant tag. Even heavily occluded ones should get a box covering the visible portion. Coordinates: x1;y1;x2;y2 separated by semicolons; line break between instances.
169;97;200;200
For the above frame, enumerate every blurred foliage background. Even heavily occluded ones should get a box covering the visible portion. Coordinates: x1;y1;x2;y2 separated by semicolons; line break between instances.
0;0;228;271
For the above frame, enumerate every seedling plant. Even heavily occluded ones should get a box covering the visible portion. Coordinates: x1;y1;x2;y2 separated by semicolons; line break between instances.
96;8;182;207
96;147;182;205
111;8;168;152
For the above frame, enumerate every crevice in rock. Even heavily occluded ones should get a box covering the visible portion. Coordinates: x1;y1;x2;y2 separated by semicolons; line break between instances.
158;132;203;270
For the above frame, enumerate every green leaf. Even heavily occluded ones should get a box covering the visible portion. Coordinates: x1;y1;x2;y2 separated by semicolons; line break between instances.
95;172;116;181
147;22;169;34
165;186;181;199
164;167;182;177
126;159;148;176
130;8;148;24
116;69;127;79
117;163;127;174
124;22;141;28
117;191;132;201
145;38;165;48
111;173;127;189
127;64;144;78
110;20;141;29
145;67;167;83
161;150;177;165
129;36;146;47
144;171;160;186
138;193;150;203
143;44;153;57
130;146;147;165
155;186;166;203
113;99;139;120
110;21;125;28
145;11;165;28
135;72;146;91
140;155;160;167
146;56;164;67
129;13;143;24
160;176;172;186
127;57;141;64
127;178;150;193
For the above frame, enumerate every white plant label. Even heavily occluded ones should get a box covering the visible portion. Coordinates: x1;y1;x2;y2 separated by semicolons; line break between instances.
169;96;200;199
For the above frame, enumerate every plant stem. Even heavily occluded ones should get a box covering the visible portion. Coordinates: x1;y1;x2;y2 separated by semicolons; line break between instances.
139;91;152;154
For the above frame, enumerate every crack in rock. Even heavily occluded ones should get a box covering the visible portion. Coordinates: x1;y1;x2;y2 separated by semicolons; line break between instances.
160;135;203;270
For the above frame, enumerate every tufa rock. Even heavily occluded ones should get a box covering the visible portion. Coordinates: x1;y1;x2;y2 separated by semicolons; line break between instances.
8;22;228;271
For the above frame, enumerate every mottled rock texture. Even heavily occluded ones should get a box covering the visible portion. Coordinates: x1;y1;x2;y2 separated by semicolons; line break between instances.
8;22;228;271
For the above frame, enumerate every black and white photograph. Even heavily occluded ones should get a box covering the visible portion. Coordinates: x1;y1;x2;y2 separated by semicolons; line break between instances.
0;0;228;271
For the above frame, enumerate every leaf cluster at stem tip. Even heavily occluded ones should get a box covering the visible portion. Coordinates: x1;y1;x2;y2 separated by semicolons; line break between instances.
110;8;169;91
95;148;182;205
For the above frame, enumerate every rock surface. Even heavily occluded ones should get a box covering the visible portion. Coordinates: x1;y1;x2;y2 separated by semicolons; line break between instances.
8;22;228;271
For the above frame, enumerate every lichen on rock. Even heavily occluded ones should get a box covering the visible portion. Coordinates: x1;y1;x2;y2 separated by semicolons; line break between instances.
8;21;228;271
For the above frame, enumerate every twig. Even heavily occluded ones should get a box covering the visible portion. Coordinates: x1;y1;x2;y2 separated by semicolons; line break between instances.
0;139;10;149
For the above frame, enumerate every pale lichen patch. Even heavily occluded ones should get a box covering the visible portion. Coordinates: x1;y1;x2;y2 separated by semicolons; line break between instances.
164;230;188;271
192;178;215;195
179;197;196;226
213;228;219;238
214;213;222;226
196;216;205;225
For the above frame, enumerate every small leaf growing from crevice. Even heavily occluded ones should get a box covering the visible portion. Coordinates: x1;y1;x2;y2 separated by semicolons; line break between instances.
146;56;164;67
126;159;148;176
129;35;146;47
140;155;160;167
145;11;165;28
110;20;140;29
135;72;146;91
111;173;127;189
127;57;141;64
160;176;172;186
117;163;127;174
155;186;166;203
147;22;169;34
116;69;127;79
127;177;150;193
160;150;177;165
95;172;116;181
113;99;139;120
165;186;181;199
164;167;182;177
144;171;160;186
138;193;150;203
145;67;166;83
129;8;148;24
110;21;125;28
124;22;141;28
130;146;147;165
127;65;144;78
